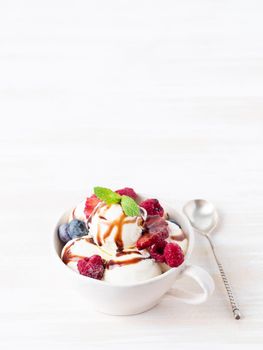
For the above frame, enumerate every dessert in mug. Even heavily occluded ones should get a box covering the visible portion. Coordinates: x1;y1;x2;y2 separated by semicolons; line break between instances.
58;187;188;285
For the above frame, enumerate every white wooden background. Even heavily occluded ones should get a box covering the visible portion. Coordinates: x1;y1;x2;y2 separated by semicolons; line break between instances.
0;1;263;349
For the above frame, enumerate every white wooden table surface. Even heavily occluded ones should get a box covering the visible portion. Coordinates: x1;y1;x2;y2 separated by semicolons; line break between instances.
1;1;263;349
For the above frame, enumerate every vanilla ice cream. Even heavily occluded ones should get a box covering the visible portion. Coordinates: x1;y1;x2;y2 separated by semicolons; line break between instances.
103;249;161;284
89;203;143;253
61;235;162;284
60;198;188;285
61;202;164;284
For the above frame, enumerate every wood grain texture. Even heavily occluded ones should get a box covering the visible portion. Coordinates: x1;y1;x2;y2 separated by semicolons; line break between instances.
0;1;263;349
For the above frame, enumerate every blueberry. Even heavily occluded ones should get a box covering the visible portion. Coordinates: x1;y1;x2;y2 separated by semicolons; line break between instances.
58;223;71;243
67;219;88;239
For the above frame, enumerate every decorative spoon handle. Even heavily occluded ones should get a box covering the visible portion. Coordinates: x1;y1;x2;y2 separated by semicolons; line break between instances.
205;235;241;320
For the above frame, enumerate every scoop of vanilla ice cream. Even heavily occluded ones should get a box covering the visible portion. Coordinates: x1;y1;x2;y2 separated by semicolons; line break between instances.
61;234;162;284
103;250;162;285
61;235;111;272
68;200;86;223
89;203;143;252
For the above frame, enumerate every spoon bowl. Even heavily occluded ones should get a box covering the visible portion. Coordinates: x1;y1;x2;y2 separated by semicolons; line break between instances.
183;199;218;235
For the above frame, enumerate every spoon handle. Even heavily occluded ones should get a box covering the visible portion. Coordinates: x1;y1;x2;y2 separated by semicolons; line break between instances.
205;235;241;320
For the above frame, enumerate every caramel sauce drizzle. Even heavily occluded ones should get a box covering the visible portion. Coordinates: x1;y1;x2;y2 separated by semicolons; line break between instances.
62;251;85;265
116;250;142;257
93;204;139;251
106;257;145;269
62;237;95;264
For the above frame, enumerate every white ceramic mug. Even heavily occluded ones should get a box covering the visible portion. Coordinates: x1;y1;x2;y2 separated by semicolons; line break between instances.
52;201;214;315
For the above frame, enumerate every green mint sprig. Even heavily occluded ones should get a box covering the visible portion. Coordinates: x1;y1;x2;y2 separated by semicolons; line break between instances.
121;195;140;217
94;187;121;204
93;186;140;217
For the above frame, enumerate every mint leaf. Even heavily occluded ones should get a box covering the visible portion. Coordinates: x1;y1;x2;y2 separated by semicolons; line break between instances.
94;187;121;204
121;195;140;217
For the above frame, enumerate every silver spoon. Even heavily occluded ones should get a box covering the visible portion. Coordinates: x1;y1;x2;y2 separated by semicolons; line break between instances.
183;199;241;320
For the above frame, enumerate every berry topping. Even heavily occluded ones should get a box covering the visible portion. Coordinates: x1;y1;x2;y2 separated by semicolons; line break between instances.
148;240;167;262
58;223;71;243
67;219;88;239
115;187;137;199
136;233;159;249
144;215;169;237
136;216;169;249
77;255;105;279
140;199;164;217
84;195;101;218
164;243;184;267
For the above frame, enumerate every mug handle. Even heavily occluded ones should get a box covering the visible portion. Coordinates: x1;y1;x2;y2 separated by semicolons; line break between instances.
167;264;215;304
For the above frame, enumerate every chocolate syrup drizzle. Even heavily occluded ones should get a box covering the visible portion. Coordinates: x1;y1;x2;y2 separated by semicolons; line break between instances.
62;203;145;268
62;237;95;265
94;204;139;251
116;250;142;257
106;257;145;269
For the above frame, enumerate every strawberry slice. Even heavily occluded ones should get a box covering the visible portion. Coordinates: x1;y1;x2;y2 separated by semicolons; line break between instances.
84;195;101;219
136;233;159;249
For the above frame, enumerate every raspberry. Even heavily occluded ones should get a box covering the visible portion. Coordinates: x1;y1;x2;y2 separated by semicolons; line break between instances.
148;240;167;262
115;187;137;199
84;195;101;218
136;216;169;249
77;255;105;280
140;199;164;217
164;243;184;267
